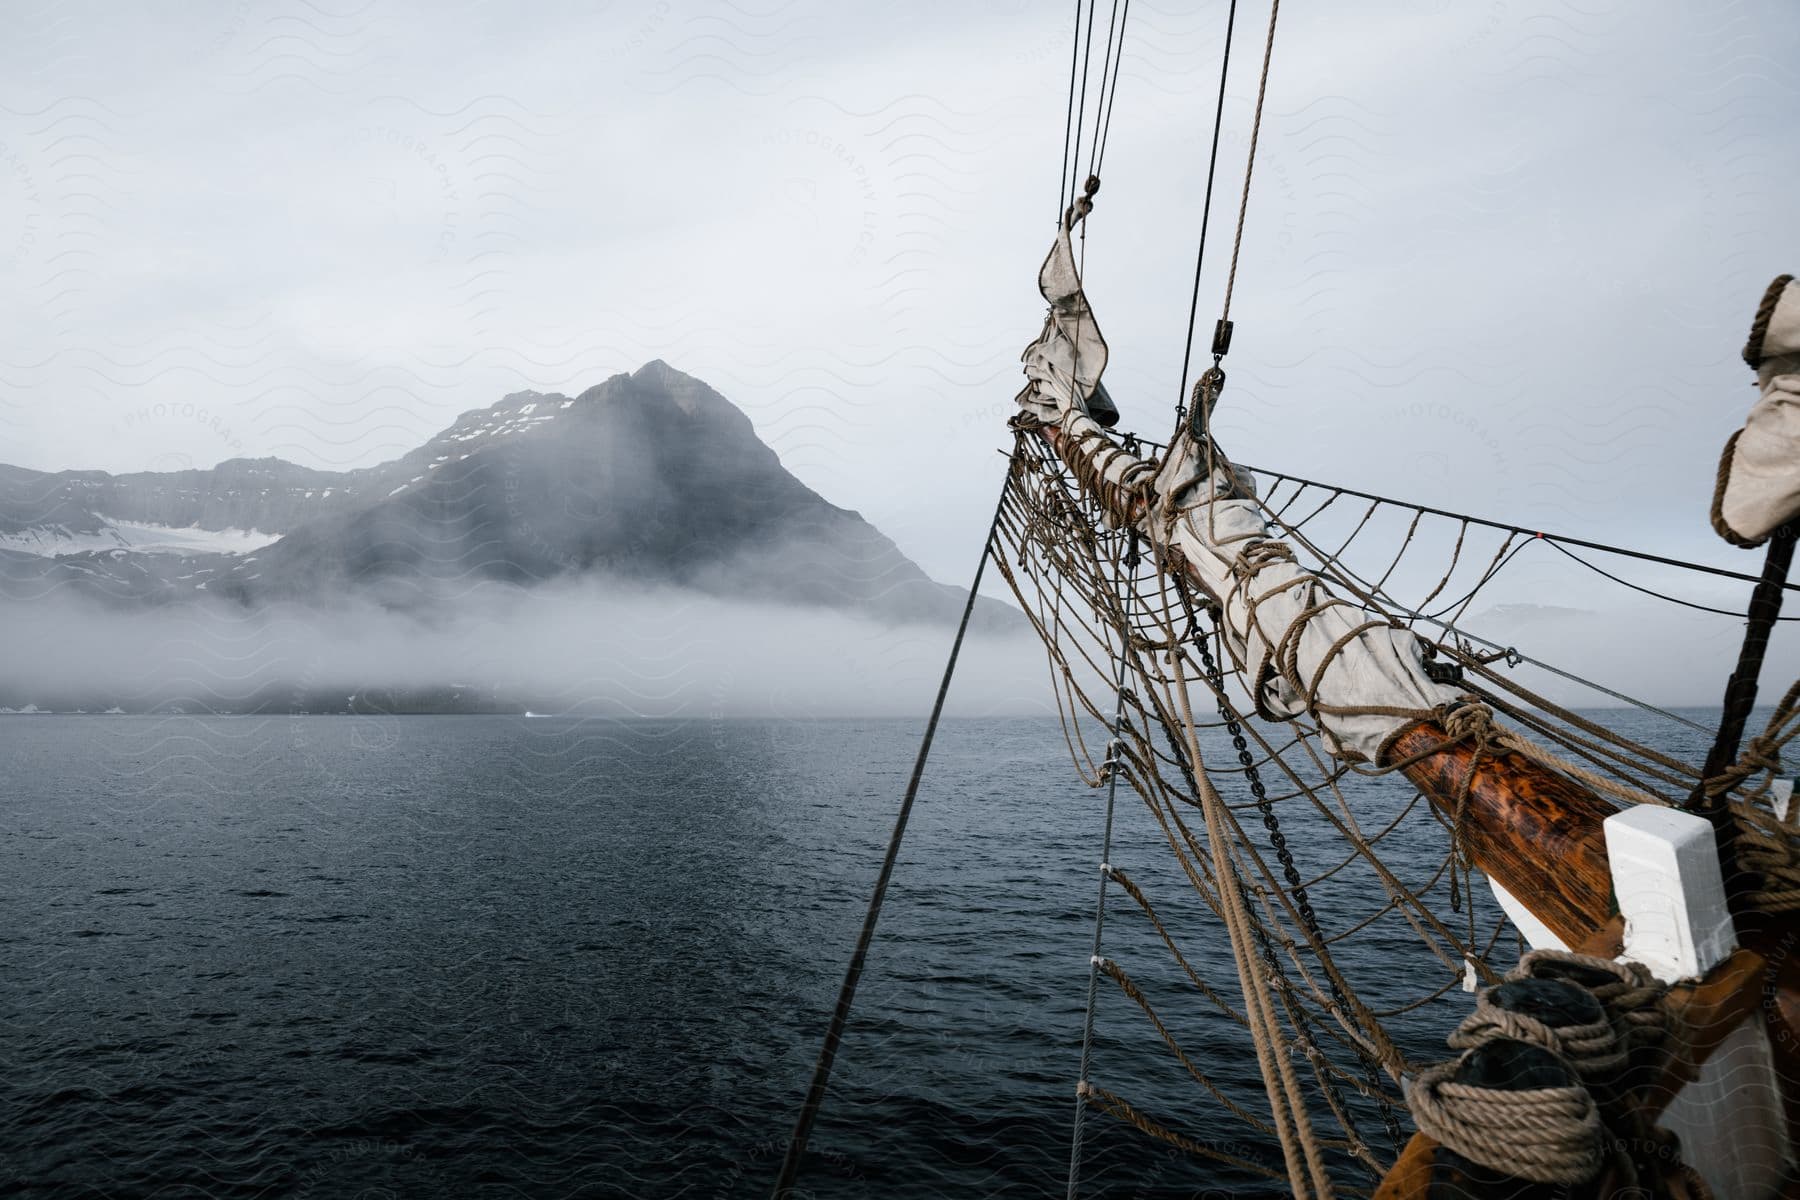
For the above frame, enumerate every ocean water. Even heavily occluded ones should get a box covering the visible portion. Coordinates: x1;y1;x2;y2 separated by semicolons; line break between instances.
1;710;1720;1198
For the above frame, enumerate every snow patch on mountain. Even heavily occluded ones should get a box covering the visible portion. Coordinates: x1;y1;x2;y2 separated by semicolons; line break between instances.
0;521;279;558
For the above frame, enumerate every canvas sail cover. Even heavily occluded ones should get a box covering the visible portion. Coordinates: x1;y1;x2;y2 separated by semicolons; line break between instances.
1714;274;1800;546
1016;232;1457;762
1156;463;1459;761
1016;220;1119;429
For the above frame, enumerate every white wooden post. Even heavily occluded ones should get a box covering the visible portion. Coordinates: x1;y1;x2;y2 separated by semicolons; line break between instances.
1605;806;1736;983
1603;806;1789;1200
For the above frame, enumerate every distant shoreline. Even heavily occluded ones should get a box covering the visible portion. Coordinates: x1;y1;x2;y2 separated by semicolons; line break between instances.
0;703;1752;719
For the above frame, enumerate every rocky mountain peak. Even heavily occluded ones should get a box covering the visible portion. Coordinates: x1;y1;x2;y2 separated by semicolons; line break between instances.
0;363;1017;633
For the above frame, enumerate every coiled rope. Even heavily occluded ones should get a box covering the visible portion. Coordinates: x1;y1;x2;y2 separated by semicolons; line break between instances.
1405;1059;1604;1185
1408;949;1684;1189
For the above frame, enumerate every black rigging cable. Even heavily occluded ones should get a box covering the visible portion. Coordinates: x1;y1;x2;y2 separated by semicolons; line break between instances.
1085;0;1127;182
1688;531;1796;892
1080;0;1123;178
1245;463;1800;595
1219;0;1279;327
1085;0;1119;180
770;470;1012;1200
1173;0;1240;420
1543;538;1800;621
1067;0;1101;213
1058;0;1086;222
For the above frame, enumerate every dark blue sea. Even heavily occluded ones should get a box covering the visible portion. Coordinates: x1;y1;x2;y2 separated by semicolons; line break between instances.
1;711;1720;1198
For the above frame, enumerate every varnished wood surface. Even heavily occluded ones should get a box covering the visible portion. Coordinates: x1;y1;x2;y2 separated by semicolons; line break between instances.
1372;1136;1437;1200
1385;722;1618;951
1035;425;1621;950
1028;423;1800;1195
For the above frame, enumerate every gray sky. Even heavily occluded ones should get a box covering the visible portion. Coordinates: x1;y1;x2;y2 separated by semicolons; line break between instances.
4;0;1799;705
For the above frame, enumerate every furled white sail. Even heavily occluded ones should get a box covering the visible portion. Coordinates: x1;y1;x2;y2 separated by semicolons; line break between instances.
1714;274;1800;547
1015;219;1119;430
1016;231;1457;762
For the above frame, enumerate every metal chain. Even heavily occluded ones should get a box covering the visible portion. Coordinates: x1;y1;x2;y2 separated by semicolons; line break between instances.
1148;676;1377;1179
1186;599;1406;1156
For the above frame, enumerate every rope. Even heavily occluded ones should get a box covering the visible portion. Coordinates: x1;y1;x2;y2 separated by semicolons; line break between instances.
1513;950;1668;1055
1447;990;1625;1084
1083;0;1124;182
1735;799;1800;912
770;469;1014;1200
1712;430;1764;548
1089;0;1131;180
1082;1084;1287;1180
1067;545;1137;1200
1172;0;1241;421
1143;440;1718;730
1728;683;1800;911
1435;616;1710;733
1189;592;1405;1153
1743;272;1796;367
1405;1061;1603;1185
1544;537;1800;621
1403;951;1686;1189
991;429;1676;1192
1103;864;1246;1021
1169;649;1336;1199
1218;0;1279;327
1691;531;1796;812
1097;955;1278;1132
1245;462;1800;596
1067;0;1101;218
1420;539;1534;621
1058;0;1086;222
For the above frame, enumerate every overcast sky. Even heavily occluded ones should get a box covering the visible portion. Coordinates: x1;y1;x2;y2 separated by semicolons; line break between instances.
3;1;1798;703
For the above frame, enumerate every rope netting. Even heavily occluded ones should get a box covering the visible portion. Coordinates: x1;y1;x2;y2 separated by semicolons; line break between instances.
990;427;1800;1195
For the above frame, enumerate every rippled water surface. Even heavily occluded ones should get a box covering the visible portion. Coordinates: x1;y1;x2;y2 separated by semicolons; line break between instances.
3;711;1715;1197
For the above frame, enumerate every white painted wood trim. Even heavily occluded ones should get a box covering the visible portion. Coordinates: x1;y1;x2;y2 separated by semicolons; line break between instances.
1487;877;1570;953
1601;805;1790;1198
1603;806;1735;984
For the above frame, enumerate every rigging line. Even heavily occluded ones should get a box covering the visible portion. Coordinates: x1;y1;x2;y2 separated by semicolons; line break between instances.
1242;463;1800;595
1417;539;1534;621
1219;0;1279;326
1068;0;1101;213
1084;0;1123;180
1067;540;1136;1200
1059;0;1085;222
1256;506;1713;730
1228;476;1709;730
1087;0;1116;181
771;468;1014;1200
1543;538;1800;621
1690;530;1795;842
1190;598;1405;1155
1173;0;1241;419
1409;604;1711;733
1092;0;1132;179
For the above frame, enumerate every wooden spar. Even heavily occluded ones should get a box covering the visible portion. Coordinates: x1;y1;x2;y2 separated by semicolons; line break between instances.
1029;419;1800;1194
1385;725;1619;951
1030;423;1620;947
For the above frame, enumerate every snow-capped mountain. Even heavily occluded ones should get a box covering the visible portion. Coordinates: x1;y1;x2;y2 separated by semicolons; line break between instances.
0;362;1014;629
0;389;586;556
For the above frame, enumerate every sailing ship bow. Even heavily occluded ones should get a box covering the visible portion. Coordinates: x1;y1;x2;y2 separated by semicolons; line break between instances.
1005;201;1800;1197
